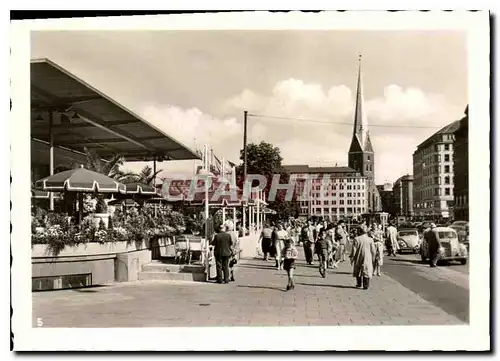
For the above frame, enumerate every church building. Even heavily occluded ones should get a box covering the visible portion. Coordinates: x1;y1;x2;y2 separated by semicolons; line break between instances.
347;55;381;213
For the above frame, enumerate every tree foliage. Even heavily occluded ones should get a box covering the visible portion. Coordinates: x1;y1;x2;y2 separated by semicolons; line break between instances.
236;141;300;220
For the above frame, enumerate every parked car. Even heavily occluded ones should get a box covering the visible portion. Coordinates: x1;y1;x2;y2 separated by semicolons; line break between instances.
450;224;469;251
397;229;421;253
451;221;469;227
420;226;468;265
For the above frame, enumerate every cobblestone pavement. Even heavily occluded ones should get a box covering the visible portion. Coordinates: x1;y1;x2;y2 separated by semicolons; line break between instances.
32;249;464;327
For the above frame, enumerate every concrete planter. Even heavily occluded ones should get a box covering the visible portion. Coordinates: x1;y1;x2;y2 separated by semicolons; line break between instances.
32;240;152;290
32;240;149;258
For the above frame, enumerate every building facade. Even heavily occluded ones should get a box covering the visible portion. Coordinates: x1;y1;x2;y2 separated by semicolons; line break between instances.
413;120;460;220
283;165;368;221
377;183;396;216
347;55;381;213
453;105;469;221
393;174;414;219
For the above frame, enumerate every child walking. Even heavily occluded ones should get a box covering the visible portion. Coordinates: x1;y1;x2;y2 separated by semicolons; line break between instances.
373;235;384;276
282;238;299;291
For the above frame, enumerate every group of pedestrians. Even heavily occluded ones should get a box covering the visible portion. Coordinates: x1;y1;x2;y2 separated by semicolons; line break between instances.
257;218;396;291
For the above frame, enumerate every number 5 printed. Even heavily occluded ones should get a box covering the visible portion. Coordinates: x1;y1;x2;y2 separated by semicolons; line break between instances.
36;318;43;327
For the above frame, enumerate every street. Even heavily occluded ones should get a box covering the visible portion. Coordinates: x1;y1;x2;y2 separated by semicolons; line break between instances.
32;249;467;327
383;252;469;322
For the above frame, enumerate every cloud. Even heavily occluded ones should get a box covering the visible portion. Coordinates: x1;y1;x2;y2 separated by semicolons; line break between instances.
141;104;241;149
135;78;463;185
223;78;353;119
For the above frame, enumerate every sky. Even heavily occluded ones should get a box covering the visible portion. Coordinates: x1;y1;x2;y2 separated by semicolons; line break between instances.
31;30;468;185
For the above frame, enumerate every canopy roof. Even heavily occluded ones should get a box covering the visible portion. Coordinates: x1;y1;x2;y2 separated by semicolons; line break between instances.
31;58;200;163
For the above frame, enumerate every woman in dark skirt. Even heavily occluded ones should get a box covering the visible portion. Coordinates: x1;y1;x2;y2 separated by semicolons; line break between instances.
282;238;299;291
259;223;274;260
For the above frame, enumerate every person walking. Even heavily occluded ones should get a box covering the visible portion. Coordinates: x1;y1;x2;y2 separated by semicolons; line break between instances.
372;225;384;276
282;237;299;291
274;223;288;270
302;220;316;265
335;220;348;262
425;223;441;267
386;222;399;257
259;223;274;261
211;224;233;284
225;221;240;282
316;228;329;278
349;224;376;290
325;224;336;269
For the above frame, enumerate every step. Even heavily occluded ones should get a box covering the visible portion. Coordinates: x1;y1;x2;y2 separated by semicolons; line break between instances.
141;262;205;274
138;271;206;282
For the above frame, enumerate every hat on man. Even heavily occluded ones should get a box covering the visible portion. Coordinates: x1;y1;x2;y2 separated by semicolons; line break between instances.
430;223;437;229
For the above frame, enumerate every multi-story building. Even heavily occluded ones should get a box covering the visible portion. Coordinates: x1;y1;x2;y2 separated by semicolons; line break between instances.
377;183;396;216
453;105;469;221
347;55;381;212
283;165;367;221
413;120;460;220
393;174;414;219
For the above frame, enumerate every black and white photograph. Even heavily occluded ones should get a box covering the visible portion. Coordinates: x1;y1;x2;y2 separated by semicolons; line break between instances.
10;10;490;351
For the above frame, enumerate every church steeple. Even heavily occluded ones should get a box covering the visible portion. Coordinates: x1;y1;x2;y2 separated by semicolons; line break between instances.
349;54;374;154
347;54;379;212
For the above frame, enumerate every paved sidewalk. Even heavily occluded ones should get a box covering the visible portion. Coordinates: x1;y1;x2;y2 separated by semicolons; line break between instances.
32;250;464;327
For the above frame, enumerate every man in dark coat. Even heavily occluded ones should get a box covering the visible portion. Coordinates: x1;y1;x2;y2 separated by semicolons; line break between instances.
425;223;441;267
211;224;233;283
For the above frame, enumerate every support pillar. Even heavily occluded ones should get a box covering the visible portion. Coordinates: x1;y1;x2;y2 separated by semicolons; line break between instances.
49;112;54;211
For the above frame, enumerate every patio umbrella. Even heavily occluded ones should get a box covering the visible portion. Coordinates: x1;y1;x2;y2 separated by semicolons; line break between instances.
35;166;126;193
31;189;62;200
34;166;126;224
124;182;158;195
108;198;139;207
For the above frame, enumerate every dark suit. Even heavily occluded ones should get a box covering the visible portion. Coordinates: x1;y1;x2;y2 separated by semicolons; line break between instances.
211;231;233;283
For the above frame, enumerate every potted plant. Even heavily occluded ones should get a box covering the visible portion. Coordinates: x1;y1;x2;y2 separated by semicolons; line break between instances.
92;195;110;229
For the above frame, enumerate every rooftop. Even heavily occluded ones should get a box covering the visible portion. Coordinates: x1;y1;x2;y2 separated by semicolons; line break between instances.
415;120;460;151
282;165;360;174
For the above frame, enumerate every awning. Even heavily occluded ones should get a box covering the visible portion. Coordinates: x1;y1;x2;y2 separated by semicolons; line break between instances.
30;58;200;163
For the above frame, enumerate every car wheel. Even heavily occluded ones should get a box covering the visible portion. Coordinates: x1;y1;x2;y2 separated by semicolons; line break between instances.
460;258;467;265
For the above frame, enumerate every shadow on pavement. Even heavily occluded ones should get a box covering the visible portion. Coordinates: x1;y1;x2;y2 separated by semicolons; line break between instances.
237;264;278;270
295;282;359;289
389;258;424;265
237;285;285;292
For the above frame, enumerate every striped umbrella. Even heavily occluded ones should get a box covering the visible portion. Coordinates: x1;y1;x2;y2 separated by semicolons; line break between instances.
34;166;126;194
124;182;158;195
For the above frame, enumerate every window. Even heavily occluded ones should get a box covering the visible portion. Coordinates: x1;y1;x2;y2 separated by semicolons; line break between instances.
444;154;450;162
434;154;440;163
332;200;336;205
445;187;451;196
444;144;449;151
347;192;352;197
340;193;345;198
435;176;440;185
444;165;450;173
434;188;440;196
323;208;329;214
357;199;361;205
347;200;352;205
324;200;329;205
444;176;450;185
340;200;344;205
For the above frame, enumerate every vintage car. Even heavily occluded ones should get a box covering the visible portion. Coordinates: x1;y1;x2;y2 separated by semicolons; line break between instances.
450;224;469;252
397;229;421;253
420;227;468;265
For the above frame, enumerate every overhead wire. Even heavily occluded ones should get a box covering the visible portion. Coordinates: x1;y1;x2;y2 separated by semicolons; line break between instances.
247;113;443;129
